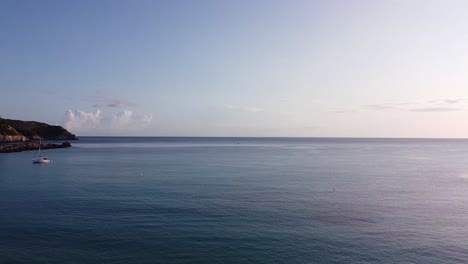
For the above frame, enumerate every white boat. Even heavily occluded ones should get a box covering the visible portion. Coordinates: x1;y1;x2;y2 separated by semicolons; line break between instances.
33;157;52;163
32;139;52;163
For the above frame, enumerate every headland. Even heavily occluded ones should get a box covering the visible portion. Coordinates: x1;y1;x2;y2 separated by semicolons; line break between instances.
0;117;77;153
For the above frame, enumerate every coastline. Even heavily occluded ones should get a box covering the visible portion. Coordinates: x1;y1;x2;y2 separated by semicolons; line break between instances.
0;141;72;153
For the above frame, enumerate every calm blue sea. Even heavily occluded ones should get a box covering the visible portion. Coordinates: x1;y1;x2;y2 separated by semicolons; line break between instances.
1;137;468;263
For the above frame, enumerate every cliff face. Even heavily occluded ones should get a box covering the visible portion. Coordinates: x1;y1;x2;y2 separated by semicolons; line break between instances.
0;122;28;142
0;135;29;142
0;118;78;142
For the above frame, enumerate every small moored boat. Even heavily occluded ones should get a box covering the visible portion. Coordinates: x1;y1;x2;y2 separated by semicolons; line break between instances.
32;139;52;163
33;157;52;163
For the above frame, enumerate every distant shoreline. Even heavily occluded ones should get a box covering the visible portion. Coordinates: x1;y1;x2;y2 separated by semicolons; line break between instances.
0;142;72;153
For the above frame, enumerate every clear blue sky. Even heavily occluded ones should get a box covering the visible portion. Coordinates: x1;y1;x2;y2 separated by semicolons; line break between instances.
1;0;468;137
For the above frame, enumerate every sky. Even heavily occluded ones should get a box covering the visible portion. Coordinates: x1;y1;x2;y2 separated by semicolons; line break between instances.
1;0;468;137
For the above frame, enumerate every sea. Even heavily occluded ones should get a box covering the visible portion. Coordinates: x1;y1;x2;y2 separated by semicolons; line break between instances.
1;137;468;264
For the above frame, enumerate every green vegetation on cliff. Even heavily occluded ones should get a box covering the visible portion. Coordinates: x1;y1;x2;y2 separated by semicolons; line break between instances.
0;117;78;141
0;122;21;136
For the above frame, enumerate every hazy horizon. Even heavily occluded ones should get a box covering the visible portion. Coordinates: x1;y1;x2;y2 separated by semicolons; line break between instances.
2;0;468;138
70;135;468;140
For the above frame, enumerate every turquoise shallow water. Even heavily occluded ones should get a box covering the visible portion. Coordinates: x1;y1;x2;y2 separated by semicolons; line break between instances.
1;137;468;263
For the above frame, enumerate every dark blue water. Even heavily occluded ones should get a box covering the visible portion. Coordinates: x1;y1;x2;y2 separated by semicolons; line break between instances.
1;137;468;263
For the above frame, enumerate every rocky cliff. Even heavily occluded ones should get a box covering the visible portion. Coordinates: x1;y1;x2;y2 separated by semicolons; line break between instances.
0;122;29;142
0;117;78;142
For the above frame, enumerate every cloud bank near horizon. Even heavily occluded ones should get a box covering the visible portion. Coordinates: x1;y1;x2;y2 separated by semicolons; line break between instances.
63;109;153;136
332;98;468;114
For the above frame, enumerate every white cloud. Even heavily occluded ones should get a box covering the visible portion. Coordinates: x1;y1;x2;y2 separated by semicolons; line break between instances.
62;109;152;135
63;109;103;131
112;109;133;128
142;114;153;124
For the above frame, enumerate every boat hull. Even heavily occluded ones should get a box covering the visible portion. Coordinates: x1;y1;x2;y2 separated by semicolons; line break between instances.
32;158;52;163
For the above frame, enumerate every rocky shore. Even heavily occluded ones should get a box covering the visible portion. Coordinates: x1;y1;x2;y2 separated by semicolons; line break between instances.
0;142;72;153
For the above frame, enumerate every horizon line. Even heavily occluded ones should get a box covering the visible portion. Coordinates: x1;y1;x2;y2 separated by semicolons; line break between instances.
74;136;468;140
